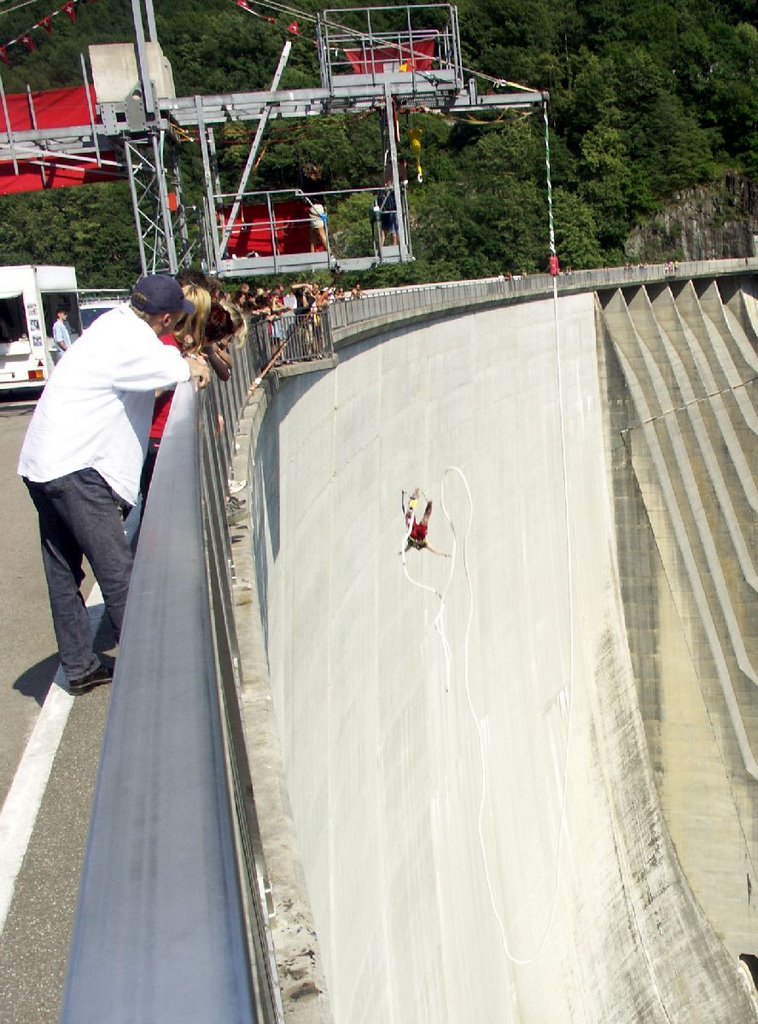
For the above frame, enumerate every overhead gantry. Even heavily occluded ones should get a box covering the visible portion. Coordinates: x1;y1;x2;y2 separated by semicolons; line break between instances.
0;1;546;278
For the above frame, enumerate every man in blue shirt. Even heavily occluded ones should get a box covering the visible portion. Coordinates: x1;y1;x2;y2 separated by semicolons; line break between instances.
51;308;72;364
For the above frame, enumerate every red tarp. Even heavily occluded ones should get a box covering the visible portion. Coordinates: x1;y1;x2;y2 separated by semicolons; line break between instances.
0;84;98;133
343;40;435;75
0;84;118;194
0;158;119;195
221;200;321;258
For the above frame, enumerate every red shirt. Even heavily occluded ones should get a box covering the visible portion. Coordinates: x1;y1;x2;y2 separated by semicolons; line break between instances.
149;333;181;439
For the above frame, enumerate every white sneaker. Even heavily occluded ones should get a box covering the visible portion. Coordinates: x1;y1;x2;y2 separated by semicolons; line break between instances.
229;479;247;494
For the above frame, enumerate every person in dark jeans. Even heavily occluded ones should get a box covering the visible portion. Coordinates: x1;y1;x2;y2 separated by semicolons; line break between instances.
18;275;209;695
24;470;135;691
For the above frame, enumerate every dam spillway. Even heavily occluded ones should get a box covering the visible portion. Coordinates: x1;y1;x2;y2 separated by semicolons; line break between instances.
239;273;758;1023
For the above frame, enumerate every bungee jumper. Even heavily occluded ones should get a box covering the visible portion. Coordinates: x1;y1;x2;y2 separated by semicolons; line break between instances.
402;487;448;556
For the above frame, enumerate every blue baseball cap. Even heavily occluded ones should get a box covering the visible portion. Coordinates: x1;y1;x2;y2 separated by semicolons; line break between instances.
131;275;195;316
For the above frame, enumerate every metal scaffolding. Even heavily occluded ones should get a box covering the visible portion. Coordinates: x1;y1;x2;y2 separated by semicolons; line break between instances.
0;2;546;278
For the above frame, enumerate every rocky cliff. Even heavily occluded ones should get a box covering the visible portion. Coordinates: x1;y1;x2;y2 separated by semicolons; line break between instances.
626;174;758;262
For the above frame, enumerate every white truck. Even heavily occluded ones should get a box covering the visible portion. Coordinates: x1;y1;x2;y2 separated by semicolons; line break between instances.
77;288;129;331
0;265;79;391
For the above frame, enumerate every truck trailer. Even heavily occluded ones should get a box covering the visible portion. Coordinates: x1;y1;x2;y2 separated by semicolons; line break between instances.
0;266;79;391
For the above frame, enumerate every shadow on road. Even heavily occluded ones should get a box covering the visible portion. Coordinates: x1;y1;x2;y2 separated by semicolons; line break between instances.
12;654;59;707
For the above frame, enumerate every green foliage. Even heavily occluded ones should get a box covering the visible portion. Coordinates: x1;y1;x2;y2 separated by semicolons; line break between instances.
0;0;754;285
0;184;139;287
553;188;602;269
328;191;376;259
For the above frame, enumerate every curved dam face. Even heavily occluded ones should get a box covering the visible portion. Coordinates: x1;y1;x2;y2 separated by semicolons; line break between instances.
246;280;758;1023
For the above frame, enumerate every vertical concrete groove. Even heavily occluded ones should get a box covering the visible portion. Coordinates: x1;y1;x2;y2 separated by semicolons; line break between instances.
598;284;758;785
601;291;758;688
639;291;758;595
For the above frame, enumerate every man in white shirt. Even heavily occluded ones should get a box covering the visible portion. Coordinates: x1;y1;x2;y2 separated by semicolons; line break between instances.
51;308;72;365
19;274;210;695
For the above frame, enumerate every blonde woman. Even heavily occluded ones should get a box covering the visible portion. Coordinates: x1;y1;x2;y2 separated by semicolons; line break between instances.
140;282;211;516
173;282;211;356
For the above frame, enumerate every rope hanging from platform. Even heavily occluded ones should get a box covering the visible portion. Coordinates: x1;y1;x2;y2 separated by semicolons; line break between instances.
400;312;577;967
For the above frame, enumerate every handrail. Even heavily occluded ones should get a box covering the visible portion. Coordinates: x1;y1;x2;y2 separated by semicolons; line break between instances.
326;257;758;336
60;334;282;1022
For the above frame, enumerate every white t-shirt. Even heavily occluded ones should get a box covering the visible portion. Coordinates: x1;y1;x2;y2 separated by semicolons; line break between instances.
18;304;191;504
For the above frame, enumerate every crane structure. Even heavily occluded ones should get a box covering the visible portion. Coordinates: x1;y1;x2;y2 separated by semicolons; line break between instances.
0;0;546;278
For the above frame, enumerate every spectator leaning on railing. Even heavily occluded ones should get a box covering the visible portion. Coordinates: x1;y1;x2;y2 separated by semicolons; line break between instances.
140;281;212;519
18;275;210;696
203;299;248;382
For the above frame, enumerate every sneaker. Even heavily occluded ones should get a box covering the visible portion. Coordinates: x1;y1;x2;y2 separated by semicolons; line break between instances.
229;479;247;495
226;499;247;526
69;662;113;696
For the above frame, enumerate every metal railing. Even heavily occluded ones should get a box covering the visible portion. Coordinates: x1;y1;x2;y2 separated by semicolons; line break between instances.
316;5;462;92
326;257;758;338
212;185;412;271
250;311;334;367
60;332;283;1024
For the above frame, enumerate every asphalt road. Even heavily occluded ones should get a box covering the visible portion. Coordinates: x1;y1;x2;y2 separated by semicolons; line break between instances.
0;392;112;1024
0;394;56;805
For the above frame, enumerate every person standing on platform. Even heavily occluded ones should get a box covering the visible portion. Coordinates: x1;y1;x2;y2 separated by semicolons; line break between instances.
379;187;399;247
309;198;329;252
18;275;210;695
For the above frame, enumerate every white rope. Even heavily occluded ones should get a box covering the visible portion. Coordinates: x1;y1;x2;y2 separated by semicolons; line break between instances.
485;277;575;966
400;300;576;965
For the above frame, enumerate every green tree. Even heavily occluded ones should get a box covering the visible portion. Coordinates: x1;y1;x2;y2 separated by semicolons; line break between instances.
553;188;602;269
577;122;638;252
0;183;139;286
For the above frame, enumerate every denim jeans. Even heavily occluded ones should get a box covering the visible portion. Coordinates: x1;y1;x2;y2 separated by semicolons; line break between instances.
24;468;133;683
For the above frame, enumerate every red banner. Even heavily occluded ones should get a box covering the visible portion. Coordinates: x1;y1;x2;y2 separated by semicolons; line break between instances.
0;84;98;133
0;157;119;195
221;200;316;258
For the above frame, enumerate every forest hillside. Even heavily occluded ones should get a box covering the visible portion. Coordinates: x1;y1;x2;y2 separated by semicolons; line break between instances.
0;0;755;287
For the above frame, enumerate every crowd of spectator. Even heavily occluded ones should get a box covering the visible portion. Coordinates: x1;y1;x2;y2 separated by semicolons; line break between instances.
231;280;364;323
227;279;364;363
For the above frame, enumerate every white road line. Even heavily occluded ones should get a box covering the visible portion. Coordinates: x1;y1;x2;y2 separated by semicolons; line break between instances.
0;586;105;937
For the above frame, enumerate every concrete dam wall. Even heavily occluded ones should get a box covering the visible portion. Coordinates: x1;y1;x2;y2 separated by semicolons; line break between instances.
242;276;758;1023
